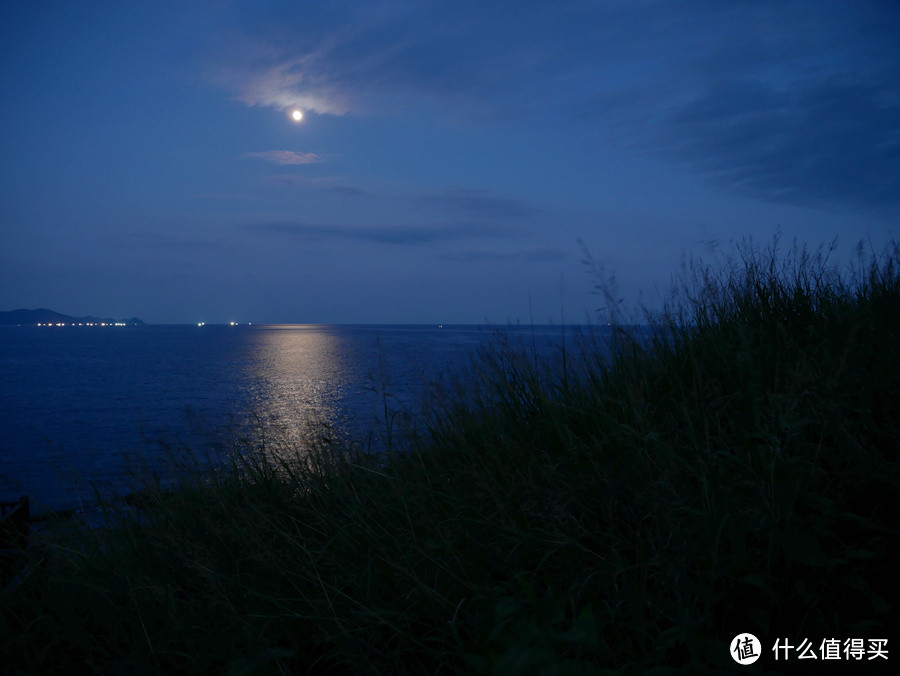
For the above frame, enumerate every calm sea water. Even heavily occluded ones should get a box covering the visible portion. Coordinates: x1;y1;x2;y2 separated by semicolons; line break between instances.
0;324;597;513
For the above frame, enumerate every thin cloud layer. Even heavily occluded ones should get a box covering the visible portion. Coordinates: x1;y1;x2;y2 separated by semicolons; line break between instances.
243;150;323;165
256;178;539;222
219;59;352;116
416;188;540;221
437;247;570;263
248;221;520;245
658;76;900;213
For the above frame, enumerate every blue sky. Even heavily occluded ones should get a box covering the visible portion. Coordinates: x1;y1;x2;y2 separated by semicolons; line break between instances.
2;0;897;324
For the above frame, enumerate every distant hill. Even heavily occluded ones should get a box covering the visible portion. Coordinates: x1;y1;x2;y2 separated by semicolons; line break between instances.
0;308;146;326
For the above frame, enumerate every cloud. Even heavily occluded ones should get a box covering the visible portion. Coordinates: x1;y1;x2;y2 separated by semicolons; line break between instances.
436;247;570;263
243;150;323;165
258;177;538;218
259;174;368;195
248;221;519;245
656;76;900;213
220;59;352;116
210;1;619;118
214;1;900;212
416;188;540;221
571;2;900;214
127;230;224;252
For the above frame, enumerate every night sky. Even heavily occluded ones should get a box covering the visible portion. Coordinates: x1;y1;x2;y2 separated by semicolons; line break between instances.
2;1;898;325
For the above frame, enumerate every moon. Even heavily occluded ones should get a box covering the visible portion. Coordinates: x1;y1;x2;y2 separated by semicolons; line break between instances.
291;110;304;122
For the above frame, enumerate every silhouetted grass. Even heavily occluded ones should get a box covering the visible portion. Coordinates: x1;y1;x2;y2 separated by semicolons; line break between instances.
2;237;897;674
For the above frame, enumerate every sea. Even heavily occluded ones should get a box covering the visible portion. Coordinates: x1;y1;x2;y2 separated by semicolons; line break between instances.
0;323;608;514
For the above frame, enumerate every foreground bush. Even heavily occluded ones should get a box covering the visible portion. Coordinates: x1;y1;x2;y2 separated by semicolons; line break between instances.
2;238;897;674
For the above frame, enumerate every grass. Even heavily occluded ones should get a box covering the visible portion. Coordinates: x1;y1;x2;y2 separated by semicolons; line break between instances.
2;236;898;674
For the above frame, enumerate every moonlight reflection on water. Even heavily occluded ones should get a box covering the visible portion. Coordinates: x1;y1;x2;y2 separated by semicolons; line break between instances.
0;324;600;511
234;325;359;463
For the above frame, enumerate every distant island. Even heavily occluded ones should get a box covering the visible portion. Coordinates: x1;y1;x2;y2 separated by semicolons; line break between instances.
0;308;145;326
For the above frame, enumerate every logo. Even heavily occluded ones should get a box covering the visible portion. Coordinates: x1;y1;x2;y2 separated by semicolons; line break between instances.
732;633;762;665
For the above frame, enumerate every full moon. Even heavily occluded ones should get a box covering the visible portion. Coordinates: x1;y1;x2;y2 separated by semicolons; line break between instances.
291;110;303;122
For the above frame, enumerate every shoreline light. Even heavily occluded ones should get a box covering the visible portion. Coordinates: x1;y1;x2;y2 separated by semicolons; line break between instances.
34;320;134;327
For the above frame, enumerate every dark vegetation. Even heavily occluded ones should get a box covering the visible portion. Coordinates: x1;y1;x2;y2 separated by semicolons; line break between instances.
1;238;897;673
